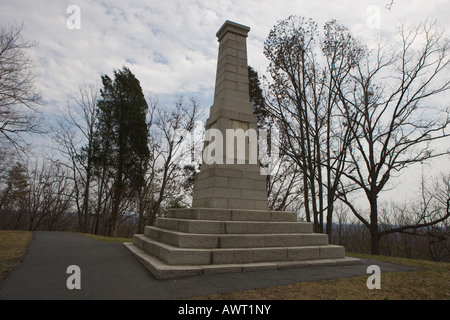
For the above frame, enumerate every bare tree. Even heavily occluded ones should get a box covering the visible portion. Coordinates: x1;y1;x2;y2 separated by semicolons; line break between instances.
0;162;29;229
266;155;304;212
134;96;202;232
41;163;74;231
336;20;450;254
147;97;201;225
0;23;43;153
0;160;75;231
52;83;99;233
263;16;359;233
22;160;73;231
393;173;449;260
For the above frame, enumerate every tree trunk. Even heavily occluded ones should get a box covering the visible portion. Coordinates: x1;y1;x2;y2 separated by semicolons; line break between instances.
110;185;121;237
110;164;123;237
93;164;107;235
326;194;334;236
302;166;311;223
369;194;380;255
82;155;92;233
137;187;145;234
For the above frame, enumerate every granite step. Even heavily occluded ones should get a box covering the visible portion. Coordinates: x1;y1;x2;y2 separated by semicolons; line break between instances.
133;234;347;265
124;241;362;280
144;226;329;249
166;208;298;222
156;217;313;234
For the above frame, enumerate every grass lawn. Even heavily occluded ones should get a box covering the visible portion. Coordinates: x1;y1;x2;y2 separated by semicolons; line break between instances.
0;230;33;283
193;252;450;300
1;230;448;300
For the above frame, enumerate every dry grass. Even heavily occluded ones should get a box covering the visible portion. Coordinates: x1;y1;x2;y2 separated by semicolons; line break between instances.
0;230;33;283
193;254;450;300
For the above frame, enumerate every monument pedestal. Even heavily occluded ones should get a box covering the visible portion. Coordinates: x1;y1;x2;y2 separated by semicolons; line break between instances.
192;165;268;210
125;208;360;279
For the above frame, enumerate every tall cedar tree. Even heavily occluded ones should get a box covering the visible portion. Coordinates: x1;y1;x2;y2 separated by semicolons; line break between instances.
248;66;268;128
94;67;150;237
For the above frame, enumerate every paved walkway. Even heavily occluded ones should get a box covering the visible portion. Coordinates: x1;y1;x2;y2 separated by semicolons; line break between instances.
0;231;418;300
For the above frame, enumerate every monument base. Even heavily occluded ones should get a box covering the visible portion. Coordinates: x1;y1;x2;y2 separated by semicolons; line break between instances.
124;208;361;280
192;165;269;210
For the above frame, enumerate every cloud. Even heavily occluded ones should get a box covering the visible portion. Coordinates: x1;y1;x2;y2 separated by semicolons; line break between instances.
0;0;449;114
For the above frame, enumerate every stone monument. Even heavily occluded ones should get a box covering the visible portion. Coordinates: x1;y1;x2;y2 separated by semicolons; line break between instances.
191;21;267;211
124;20;360;279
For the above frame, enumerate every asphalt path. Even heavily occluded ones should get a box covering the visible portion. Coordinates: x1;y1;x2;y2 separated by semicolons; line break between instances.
0;231;419;300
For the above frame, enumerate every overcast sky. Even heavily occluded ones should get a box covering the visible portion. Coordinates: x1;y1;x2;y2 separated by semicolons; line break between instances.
1;0;449;205
2;0;449;112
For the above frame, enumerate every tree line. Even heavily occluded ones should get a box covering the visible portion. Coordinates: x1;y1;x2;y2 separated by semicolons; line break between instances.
0;32;201;236
0;18;449;258
256;16;449;255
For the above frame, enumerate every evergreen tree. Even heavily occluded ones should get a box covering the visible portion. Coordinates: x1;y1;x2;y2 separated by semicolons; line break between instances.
0;162;29;229
94;67;150;237
248;66;268;128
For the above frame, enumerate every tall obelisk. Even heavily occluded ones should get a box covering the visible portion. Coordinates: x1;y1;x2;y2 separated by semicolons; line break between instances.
192;20;268;210
125;21;361;280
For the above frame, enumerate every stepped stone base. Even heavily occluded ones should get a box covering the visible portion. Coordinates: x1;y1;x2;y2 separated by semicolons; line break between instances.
124;208;361;280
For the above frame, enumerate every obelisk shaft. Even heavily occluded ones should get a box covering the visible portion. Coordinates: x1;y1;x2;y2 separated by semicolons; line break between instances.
192;20;268;210
212;21;252;115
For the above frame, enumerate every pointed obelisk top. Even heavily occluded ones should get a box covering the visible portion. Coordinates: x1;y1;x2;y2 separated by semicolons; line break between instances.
216;20;250;41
